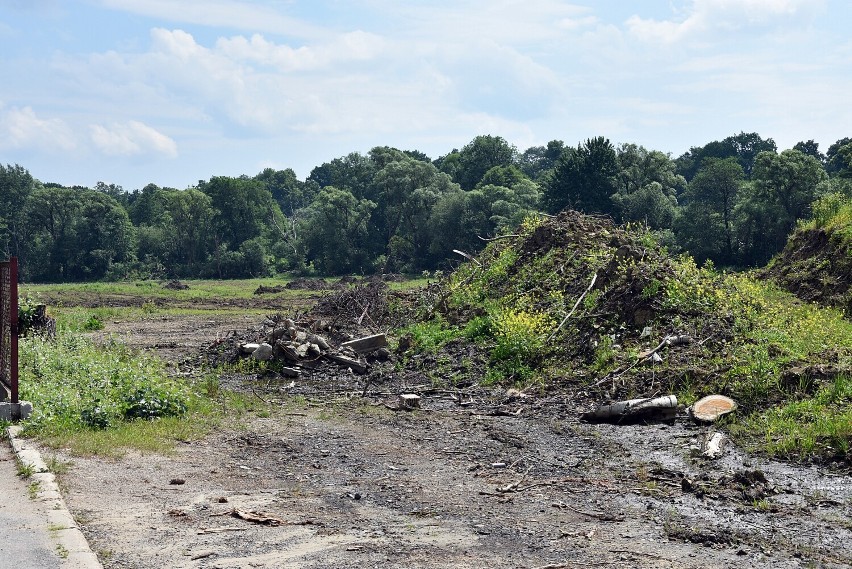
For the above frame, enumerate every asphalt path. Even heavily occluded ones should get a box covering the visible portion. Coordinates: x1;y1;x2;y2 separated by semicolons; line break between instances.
0;438;62;568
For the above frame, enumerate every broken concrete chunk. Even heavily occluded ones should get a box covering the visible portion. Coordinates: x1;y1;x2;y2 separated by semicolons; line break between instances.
325;353;368;374
295;330;307;343
274;340;300;361
241;343;260;354
307;333;329;350
251;343;274;361
307;343;322;356
295;343;309;358
340;333;388;354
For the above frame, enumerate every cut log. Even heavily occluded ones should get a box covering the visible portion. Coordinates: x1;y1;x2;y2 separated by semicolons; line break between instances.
340;333;387;354
280;366;300;378
399;393;421;410
325;353;368;374
690;395;737;422
582;395;678;423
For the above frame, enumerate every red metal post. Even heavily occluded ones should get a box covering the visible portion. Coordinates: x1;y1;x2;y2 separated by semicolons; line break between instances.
9;257;18;404
0;257;18;404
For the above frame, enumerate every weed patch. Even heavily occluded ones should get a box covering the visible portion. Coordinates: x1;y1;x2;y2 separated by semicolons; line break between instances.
18;333;205;453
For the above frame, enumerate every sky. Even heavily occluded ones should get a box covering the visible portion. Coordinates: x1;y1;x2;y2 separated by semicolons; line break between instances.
1;0;850;191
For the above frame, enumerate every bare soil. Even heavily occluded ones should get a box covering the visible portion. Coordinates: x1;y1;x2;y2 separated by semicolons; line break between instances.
40;285;852;569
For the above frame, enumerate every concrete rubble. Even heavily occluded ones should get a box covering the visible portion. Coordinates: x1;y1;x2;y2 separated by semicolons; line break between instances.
238;317;387;376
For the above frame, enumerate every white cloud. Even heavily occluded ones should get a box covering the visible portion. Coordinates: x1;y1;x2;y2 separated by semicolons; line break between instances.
97;0;329;40
0;104;77;152
90;120;178;157
216;30;385;72
626;0;824;44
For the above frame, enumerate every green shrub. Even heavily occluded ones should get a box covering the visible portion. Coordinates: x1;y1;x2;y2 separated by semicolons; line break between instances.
82;315;104;331
487;308;553;383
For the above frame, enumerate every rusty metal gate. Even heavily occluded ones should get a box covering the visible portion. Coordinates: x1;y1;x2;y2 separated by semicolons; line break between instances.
0;257;18;404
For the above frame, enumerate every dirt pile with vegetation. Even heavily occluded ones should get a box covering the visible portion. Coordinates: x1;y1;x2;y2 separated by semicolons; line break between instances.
761;193;852;316
396;210;851;465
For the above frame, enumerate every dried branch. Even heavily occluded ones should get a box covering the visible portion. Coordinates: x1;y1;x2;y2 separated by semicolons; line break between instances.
549;272;597;340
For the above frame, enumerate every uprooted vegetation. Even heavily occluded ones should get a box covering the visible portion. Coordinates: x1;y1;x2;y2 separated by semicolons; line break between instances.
393;210;852;466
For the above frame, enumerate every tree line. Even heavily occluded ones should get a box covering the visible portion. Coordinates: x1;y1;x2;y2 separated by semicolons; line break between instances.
1;133;851;282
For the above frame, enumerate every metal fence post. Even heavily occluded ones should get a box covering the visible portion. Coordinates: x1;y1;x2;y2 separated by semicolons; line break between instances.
0;257;18;404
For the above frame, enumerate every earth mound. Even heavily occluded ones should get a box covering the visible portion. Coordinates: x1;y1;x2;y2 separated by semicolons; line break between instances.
761;226;852;317
420;210;738;403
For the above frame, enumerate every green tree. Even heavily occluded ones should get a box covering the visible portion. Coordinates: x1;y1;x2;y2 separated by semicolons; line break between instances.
443;135;518;191
22;187;134;281
734;149;828;266
825;137;852;177
163;189;214;272
127;183;172;226
611;144;683;228
675;157;744;265
298;187;376;274
518;140;565;181
307;152;376;200
752;149;828;224
542;137;618;215
0;164;36;258
254;168;317;215
371;157;459;271
793;140;825;164
676;132;776;180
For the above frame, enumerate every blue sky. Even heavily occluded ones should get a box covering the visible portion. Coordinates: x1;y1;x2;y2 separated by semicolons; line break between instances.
1;0;850;191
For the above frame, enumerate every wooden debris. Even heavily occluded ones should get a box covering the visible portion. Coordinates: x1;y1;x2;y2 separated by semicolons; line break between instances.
452;249;482;266
341;333;388;354
197;527;247;535
231;509;286;526
280;366;300;378
690;394;737;422
550;272;598;340
702;431;725;459
582;395;678;423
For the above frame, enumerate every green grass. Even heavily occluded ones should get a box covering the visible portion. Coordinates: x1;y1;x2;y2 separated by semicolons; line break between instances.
22;277;303;301
732;374;852;463
21;333;189;431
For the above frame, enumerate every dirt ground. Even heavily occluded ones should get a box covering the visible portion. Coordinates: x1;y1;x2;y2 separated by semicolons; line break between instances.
43;299;852;569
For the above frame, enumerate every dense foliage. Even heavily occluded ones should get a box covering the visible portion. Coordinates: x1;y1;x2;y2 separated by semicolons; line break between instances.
2;132;851;281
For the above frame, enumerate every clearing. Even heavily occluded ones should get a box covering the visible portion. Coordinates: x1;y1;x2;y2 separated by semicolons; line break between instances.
26;273;852;569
